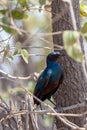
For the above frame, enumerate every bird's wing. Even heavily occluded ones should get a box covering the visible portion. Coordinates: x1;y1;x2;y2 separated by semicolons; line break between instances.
41;69;64;100
33;69;52;98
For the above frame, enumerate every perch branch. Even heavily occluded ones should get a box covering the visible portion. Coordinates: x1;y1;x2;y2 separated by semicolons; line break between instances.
0;69;39;81
22;87;86;130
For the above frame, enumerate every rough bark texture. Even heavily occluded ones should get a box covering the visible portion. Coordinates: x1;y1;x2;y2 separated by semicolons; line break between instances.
51;0;87;129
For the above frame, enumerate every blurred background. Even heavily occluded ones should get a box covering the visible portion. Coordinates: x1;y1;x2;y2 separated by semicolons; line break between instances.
0;0;87;129
0;0;54;129
0;0;52;93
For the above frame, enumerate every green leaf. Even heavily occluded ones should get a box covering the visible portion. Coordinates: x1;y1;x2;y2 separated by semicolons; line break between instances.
66;44;83;62
21;49;29;63
19;0;29;9
13;49;19;56
3;44;10;61
15;42;21;49
80;10;87;17
2;26;16;34
8;56;13;62
0;9;7;15
81;22;87;34
63;31;80;45
28;81;35;93
13;42;21;56
80;4;87;17
12;9;28;19
39;0;46;6
1;16;10;25
1;16;16;34
63;31;83;62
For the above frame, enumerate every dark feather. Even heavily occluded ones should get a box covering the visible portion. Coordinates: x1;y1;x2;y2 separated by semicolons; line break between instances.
33;52;64;105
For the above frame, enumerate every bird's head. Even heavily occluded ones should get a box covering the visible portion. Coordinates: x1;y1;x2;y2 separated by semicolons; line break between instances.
46;52;62;64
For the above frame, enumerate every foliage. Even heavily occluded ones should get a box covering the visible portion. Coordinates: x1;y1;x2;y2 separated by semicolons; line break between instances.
80;3;87;40
0;0;86;63
80;4;87;17
39;0;46;6
21;49;29;63
62;2;87;62
63;31;83;62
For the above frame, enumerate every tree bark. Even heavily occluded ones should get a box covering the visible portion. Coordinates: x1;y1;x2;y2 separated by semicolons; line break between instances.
51;0;87;129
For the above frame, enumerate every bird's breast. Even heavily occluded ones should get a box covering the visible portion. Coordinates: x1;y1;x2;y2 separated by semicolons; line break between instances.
50;69;62;82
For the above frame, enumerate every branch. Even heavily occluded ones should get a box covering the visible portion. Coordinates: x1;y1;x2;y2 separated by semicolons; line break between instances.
0;69;39;81
0;88;86;130
22;87;86;130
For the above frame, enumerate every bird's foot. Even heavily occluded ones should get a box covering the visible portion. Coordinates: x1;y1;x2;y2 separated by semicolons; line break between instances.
39;104;44;119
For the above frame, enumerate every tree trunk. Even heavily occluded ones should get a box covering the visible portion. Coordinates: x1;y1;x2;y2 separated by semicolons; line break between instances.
51;0;87;129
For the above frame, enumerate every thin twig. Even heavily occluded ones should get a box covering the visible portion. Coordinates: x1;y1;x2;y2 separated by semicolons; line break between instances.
0;69;39;81
22;87;86;130
68;0;77;30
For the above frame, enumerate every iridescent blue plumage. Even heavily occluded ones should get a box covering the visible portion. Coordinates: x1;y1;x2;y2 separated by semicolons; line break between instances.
34;52;64;105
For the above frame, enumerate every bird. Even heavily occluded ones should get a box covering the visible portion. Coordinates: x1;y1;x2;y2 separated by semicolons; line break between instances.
33;52;64;106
